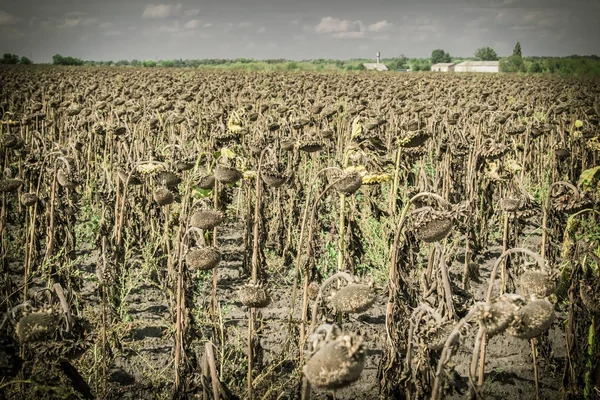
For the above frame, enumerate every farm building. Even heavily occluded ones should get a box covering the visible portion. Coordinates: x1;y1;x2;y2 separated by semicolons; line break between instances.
454;61;499;73
431;63;455;72
364;63;389;71
363;52;389;71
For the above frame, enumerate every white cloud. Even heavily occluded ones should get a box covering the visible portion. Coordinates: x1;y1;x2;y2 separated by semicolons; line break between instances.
154;20;212;38
315;16;394;39
315;17;363;34
184;19;201;29
142;4;182;19
257;26;267;34
185;8;200;17
367;20;392;32
494;9;563;31
238;21;253;28
332;31;365;39
0;10;19;25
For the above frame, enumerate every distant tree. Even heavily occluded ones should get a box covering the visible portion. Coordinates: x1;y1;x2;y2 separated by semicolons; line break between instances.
512;42;522;57
158;60;174;67
474;47;499;61
410;59;431;71
527;62;543;73
285;61;299;70
52;54;84;66
115;60;129;66
142;60;156;67
500;55;526;73
19;56;32;65
386;54;409;70
1;53;20;64
397;54;409;68
52;54;64;65
431;49;451;64
130;59;141;67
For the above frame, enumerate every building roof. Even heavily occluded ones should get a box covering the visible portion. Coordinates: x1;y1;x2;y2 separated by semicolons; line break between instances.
455;61;499;67
431;63;456;67
363;63;388;71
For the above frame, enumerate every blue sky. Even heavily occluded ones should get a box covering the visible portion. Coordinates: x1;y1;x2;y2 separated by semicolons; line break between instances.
0;0;598;62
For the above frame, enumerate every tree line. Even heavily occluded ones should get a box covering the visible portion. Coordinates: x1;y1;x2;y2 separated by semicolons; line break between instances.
3;50;599;75
0;53;32;65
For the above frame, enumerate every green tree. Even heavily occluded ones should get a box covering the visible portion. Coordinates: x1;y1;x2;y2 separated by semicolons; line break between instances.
52;54;64;65
158;60;174;67
513;42;522;57
385;55;409;70
52;54;84;66
431;49;451;64
19;56;32;65
1;53;19;64
527;62;542;73
474;47;499;61
142;60;156;67
411;59;431;71
500;55;526;73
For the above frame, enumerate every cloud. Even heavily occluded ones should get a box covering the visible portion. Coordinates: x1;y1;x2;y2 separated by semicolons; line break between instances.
185;8;200;17
60;17;98;28
372;34;391;41
332;31;365;39
315;17;394;39
367;20;393;32
315;17;363;34
0;10;19;25
257;26;267;34
238;21;253;28
142;4;182;19
37;13;99;29
494;8;564;31
0;26;25;39
154;20;213;38
184;19;201;29
158;22;181;33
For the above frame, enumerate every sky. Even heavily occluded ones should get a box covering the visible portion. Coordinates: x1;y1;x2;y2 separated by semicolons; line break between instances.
0;0;599;63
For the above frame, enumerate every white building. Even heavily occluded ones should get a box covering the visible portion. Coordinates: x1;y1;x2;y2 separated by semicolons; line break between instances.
364;63;389;71
363;52;389;71
431;63;456;72
454;61;499;73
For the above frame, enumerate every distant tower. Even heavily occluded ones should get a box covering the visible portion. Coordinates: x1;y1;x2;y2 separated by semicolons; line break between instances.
376;52;381;64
